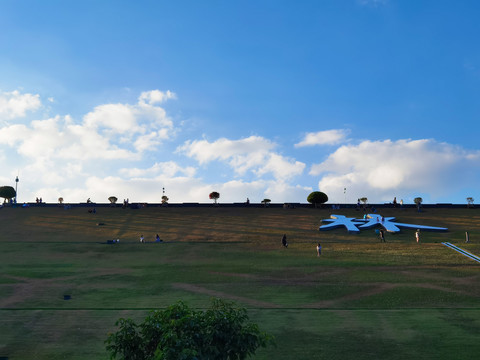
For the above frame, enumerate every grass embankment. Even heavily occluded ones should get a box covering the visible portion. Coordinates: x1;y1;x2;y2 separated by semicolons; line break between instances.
1;206;480;359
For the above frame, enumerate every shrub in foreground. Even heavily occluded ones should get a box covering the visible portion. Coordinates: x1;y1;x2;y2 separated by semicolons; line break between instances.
106;299;273;360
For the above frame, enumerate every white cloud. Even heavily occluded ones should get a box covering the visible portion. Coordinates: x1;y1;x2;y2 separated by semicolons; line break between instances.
178;136;275;164
178;136;305;180
84;103;138;133
119;161;196;178
310;139;480;203
295;129;349;147
138;90;176;105
0;115;136;161
83;90;174;137
1;89;177;163
254;153;305;180
0;90;41;120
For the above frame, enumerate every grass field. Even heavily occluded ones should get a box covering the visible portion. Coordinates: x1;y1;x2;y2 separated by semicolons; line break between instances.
1;205;480;359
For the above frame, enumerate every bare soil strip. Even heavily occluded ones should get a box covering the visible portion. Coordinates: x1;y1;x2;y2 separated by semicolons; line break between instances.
172;283;281;308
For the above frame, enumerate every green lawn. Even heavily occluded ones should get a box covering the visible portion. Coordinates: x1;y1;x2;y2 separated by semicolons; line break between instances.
1;206;480;359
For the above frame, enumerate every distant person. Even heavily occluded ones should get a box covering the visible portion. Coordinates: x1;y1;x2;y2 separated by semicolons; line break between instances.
282;234;288;248
415;229;420;243
379;229;385;243
393;197;397;207
140;234;145;243
155;234;162;242
316;243;322;256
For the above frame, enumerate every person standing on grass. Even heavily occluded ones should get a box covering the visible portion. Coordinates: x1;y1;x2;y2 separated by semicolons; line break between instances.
379;229;385;243
140;234;144;243
316;243;322;256
415;229;420;243
282;234;288;248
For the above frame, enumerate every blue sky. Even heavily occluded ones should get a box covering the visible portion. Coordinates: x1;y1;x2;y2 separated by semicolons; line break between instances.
1;0;480;204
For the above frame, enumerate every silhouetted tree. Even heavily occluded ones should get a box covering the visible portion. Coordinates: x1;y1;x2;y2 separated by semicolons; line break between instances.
307;191;328;208
0;186;16;204
261;198;271;207
209;191;220;205
414;197;423;212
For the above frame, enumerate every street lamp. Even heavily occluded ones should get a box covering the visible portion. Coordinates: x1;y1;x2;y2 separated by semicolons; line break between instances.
15;175;19;204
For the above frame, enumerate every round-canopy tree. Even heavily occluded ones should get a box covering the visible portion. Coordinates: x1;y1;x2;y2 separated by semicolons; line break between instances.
108;196;118;204
414;197;423;212
307;191;328;208
467;197;474;208
0;186;16;203
261;198;271;207
209;191;220;205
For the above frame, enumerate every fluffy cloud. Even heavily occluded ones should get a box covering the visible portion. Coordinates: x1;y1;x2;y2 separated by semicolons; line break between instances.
310;139;480;202
0;90;41;120
295;129;349;147
83;90;174;136
138;90;176;105
178;136;305;180
0;90;176;162
0;115;136;161
178;136;275;164
119;161;196;178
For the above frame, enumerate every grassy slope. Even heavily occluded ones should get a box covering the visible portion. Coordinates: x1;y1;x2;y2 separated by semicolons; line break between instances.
1;206;480;359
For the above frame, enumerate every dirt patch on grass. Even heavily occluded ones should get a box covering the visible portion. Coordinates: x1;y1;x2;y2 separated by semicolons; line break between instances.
0;275;70;308
208;271;258;279
0;268;133;308
305;283;398;308
172;283;281;308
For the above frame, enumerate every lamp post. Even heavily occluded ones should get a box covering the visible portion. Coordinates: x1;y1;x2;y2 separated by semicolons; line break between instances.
15;175;19;204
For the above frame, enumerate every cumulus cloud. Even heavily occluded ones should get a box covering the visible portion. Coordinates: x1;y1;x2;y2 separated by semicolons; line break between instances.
0;89;184;202
178;136;275;164
138;90;176;105
83;90;174;137
0;90;41;120
119;161;196;178
310;139;480;202
178;136;305;180
1;90;176;163
0;115;136;161
295;129;349;147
